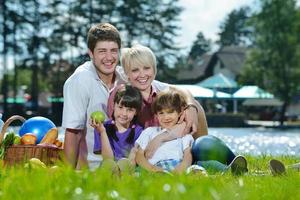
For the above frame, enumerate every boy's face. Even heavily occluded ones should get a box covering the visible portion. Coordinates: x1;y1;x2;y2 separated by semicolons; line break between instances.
156;108;181;130
88;41;119;78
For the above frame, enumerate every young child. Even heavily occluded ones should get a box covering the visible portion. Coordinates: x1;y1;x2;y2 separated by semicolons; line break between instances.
135;88;206;174
90;85;143;173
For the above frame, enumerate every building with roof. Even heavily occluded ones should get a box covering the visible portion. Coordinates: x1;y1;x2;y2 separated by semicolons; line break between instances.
176;46;247;84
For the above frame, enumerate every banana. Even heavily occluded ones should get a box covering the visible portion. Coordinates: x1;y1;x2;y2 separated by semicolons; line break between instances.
40;128;58;144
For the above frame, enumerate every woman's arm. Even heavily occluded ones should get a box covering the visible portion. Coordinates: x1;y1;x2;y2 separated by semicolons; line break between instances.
171;86;208;138
136;146;164;172
173;147;193;174
193;101;208;138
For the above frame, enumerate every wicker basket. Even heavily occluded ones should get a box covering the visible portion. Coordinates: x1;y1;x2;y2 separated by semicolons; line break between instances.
0;115;63;166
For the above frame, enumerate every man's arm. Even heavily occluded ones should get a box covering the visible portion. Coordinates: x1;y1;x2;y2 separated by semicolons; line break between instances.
64;129;82;168
173;147;192;174
136;147;164;172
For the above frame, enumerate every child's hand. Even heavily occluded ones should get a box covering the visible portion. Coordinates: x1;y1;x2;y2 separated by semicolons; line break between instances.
169;122;187;138
145;131;167;159
89;118;105;133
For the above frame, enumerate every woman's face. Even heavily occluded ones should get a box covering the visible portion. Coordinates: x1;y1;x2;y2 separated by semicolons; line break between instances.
126;65;155;92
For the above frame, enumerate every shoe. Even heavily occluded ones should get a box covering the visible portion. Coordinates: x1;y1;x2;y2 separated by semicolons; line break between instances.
228;155;248;176
269;159;286;176
186;165;208;176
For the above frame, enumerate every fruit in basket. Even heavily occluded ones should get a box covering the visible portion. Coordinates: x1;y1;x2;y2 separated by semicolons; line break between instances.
13;135;21;145
19;116;56;143
0;132;16;159
91;111;106;123
21;133;37;145
40;128;58;144
54;139;63;148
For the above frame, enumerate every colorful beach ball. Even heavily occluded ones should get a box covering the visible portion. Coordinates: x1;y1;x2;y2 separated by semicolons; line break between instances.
19;116;56;143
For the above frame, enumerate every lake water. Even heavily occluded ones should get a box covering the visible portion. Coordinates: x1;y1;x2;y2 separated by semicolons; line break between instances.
6;127;300;156
209;127;300;156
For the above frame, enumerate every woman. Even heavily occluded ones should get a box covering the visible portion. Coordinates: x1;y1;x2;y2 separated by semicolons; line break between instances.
109;44;208;138
109;44;246;175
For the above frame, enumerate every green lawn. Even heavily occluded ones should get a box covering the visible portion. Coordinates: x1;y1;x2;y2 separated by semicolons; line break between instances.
0;155;299;200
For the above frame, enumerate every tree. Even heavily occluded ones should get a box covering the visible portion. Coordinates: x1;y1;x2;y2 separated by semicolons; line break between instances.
0;0;184;117
116;0;182;81
0;0;9;119
218;6;252;47
240;0;300;125
188;32;211;60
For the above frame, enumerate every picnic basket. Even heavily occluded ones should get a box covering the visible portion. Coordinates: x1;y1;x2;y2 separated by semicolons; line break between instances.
0;115;63;166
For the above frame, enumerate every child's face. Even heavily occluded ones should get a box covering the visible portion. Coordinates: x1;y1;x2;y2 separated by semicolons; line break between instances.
113;102;137;128
156;108;181;130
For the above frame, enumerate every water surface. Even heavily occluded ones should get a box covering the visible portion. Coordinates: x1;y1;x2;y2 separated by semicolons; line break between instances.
209;127;300;156
8;127;300;156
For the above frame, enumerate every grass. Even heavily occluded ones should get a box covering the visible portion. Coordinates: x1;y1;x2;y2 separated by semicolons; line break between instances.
0;155;299;200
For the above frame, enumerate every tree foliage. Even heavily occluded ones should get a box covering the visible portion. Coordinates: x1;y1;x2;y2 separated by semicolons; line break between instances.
0;0;183;115
218;6;253;47
188;32;211;60
240;0;300;124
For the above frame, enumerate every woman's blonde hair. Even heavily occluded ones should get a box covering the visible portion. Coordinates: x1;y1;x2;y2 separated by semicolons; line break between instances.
121;44;157;76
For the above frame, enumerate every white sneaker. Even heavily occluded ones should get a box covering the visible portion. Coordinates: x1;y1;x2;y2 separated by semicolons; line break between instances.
186;165;208;176
288;162;300;171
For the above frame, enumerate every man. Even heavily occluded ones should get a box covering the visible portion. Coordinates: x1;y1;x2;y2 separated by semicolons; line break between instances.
62;23;125;169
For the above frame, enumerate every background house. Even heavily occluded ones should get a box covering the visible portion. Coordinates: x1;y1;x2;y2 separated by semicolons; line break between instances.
176;46;247;84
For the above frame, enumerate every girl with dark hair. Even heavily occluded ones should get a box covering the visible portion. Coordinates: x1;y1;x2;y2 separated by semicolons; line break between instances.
90;85;143;172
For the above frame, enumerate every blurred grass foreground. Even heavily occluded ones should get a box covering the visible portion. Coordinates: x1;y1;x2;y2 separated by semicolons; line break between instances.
0;155;299;200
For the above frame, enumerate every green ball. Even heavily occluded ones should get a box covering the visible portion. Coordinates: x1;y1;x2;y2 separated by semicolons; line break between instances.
91;111;106;123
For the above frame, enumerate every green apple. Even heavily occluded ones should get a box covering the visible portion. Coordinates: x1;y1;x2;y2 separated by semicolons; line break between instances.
91;111;106;123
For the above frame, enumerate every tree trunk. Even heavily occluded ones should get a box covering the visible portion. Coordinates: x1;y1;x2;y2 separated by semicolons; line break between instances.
279;102;287;126
1;0;8;120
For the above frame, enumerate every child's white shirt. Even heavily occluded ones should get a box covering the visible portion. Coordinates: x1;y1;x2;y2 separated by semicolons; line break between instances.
135;126;194;165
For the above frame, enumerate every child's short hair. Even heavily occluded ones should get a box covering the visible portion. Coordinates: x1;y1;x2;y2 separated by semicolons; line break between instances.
121;44;157;76
114;85;142;112
152;87;187;114
87;23;121;51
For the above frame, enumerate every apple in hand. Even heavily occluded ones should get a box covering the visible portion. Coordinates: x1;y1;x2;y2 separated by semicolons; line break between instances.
91;111;106;123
